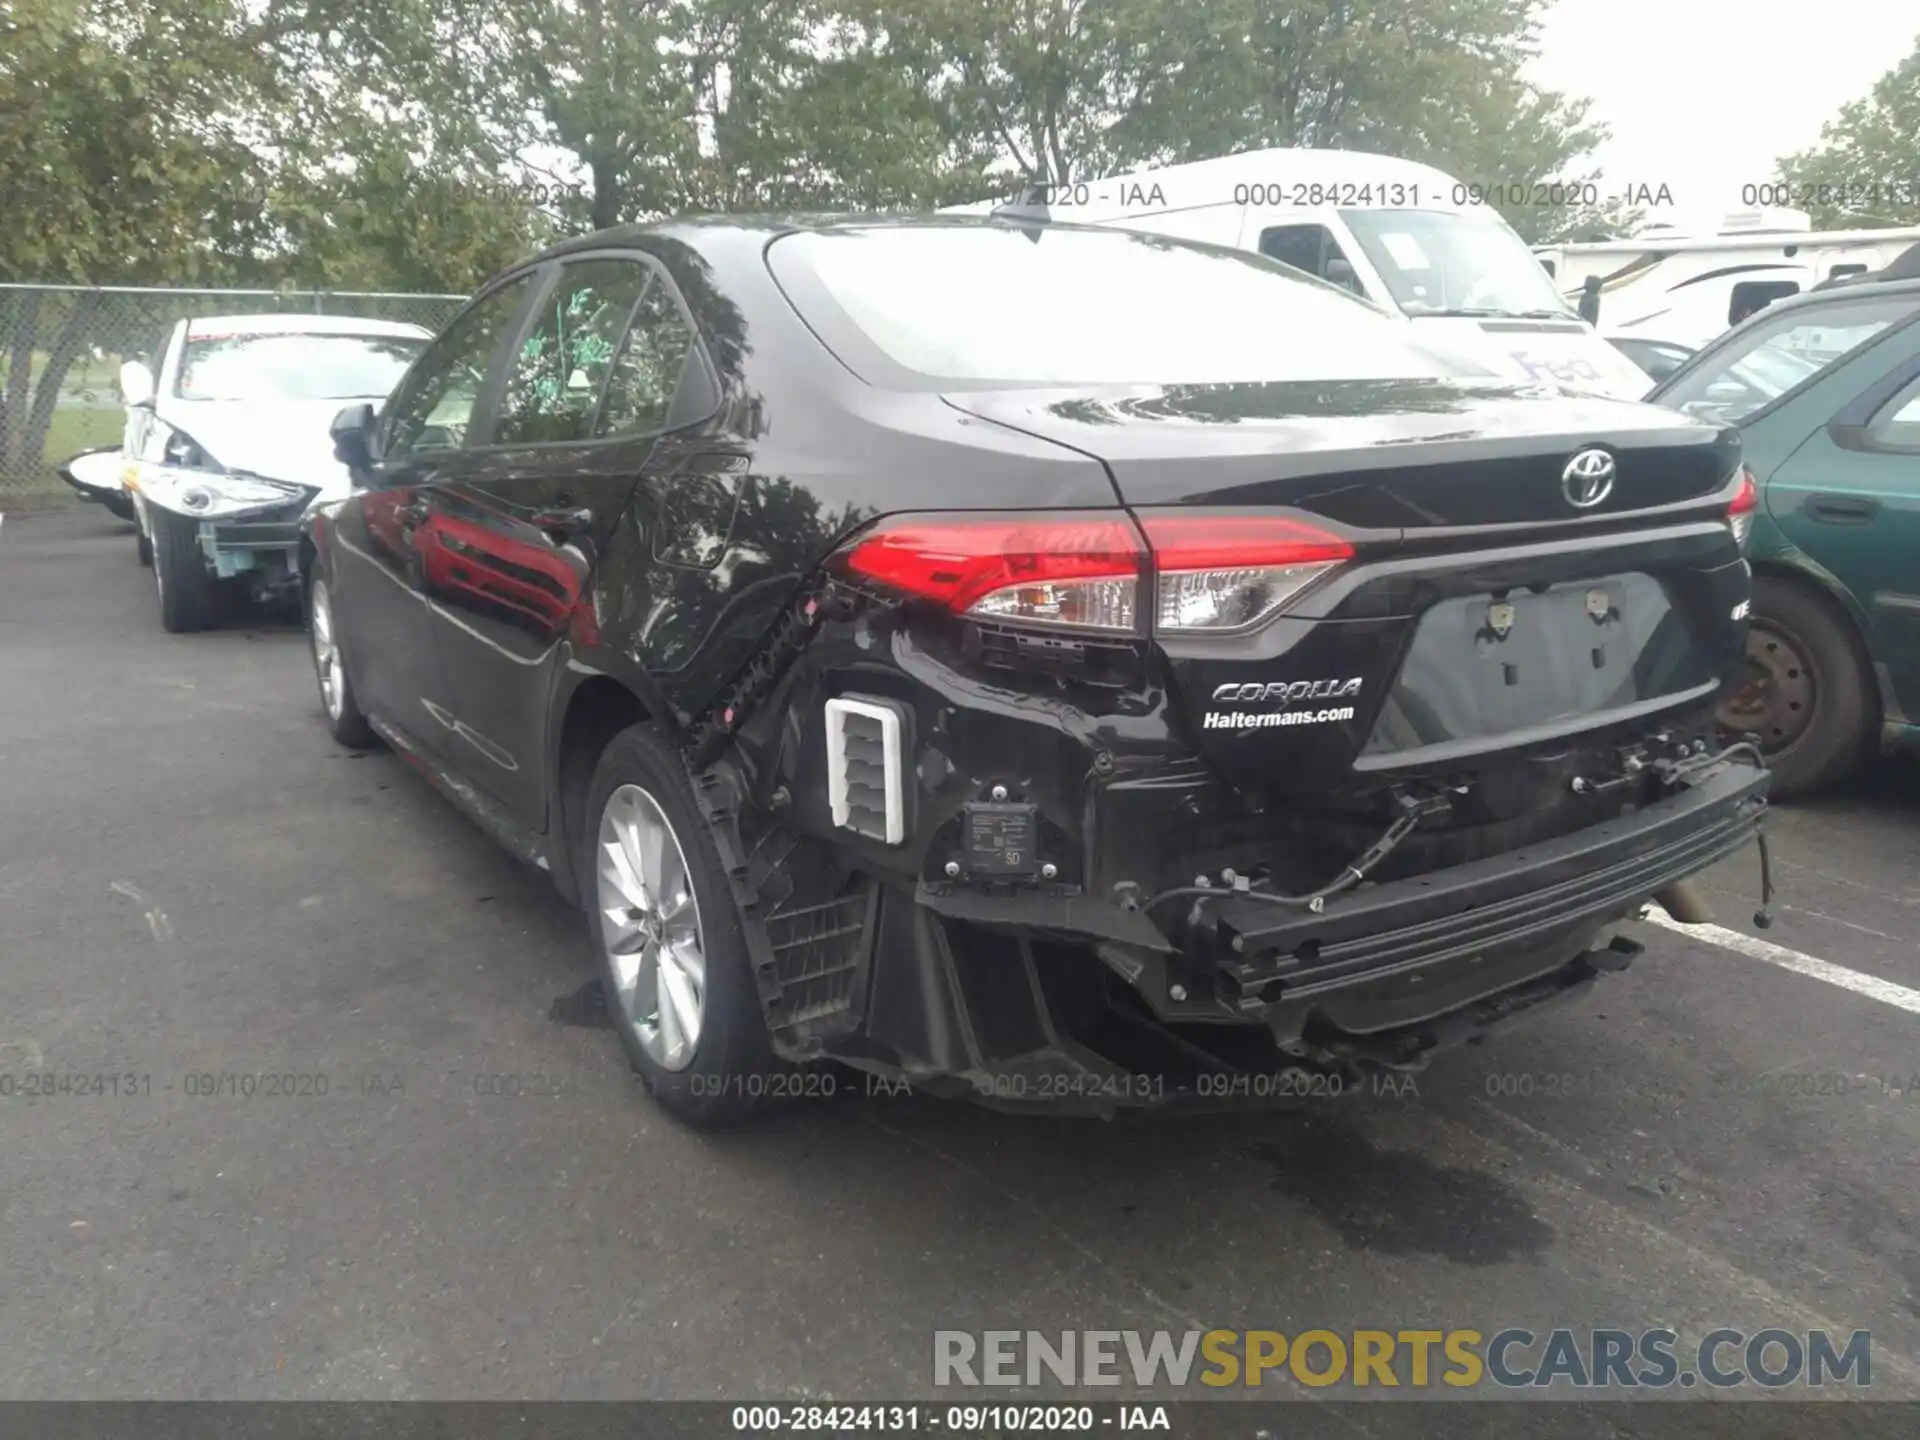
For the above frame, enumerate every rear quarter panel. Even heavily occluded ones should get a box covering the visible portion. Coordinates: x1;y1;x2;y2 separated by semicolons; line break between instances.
1741;356;1920;730
1746;329;1920;620
597;231;1122;722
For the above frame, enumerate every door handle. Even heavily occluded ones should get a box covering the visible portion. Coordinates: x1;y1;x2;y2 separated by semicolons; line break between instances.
1805;494;1878;524
532;506;595;539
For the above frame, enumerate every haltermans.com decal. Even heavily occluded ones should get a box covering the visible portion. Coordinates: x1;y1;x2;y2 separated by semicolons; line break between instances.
1203;677;1362;731
1203;706;1355;730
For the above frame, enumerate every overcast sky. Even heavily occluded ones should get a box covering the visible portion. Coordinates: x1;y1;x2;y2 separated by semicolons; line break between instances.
1529;0;1918;224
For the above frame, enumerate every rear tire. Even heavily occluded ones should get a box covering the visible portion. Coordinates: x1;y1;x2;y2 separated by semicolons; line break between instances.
308;575;376;749
150;508;215;633
583;723;780;1127
1718;574;1871;797
135;526;152;567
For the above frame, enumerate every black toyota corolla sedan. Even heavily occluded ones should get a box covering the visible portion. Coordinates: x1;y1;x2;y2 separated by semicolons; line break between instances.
300;216;1771;1124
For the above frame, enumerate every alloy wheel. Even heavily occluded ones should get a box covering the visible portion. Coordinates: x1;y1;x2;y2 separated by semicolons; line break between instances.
595;784;707;1071
311;579;344;721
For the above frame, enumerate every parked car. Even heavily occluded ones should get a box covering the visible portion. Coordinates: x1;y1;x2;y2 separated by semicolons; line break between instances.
116;313;432;631
301;218;1768;1125
1647;274;1920;794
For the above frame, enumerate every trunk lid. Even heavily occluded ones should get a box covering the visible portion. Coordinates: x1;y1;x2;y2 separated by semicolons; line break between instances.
947;379;1748;794
943;378;1739;530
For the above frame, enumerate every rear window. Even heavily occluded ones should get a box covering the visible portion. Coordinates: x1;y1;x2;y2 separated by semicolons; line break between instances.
768;225;1482;387
1654;293;1920;424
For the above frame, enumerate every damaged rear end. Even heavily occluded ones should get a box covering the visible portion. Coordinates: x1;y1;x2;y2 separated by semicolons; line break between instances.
707;226;1769;1111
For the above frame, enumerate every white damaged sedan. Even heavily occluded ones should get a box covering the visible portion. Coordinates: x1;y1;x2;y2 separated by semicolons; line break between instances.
115;313;431;632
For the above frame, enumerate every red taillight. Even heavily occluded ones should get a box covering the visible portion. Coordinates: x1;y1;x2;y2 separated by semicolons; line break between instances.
1136;514;1355;570
839;514;1145;630
1727;466;1758;550
835;510;1355;634
1728;467;1758;515
1140;513;1354;633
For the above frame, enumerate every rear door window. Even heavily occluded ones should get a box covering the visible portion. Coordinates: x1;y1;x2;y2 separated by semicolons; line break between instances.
596;281;698;439
491;258;656;446
1867;370;1920;452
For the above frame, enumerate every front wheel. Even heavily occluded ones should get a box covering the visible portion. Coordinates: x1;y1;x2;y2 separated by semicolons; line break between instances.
584;724;781;1126
308;575;376;748
149;507;215;633
1717;574;1871;797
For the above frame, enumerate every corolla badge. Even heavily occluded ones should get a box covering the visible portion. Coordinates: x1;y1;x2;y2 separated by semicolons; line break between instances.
1211;678;1363;705
1561;448;1616;508
1204;677;1362;731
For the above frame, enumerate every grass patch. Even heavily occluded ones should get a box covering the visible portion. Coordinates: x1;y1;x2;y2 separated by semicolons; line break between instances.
44;405;124;462
0;348;125;396
0;406;125;507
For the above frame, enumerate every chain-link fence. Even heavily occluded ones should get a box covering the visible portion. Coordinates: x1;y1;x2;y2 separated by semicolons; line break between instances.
0;285;468;506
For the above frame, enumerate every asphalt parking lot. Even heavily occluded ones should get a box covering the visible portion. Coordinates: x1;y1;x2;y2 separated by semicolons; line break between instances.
5;505;1920;1425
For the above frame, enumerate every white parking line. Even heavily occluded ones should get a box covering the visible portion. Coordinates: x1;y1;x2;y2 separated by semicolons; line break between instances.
1644;908;1920;1015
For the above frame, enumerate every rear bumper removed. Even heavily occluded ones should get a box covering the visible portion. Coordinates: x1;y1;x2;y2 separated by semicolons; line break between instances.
733;755;1768;1112
1210;757;1768;1034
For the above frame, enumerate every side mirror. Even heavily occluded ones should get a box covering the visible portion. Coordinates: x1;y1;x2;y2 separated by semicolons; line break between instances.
1324;257;1361;294
331;402;377;475
119;361;156;409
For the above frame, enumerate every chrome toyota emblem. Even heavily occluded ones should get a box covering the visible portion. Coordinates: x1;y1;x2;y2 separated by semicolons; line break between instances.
1561;448;1616;508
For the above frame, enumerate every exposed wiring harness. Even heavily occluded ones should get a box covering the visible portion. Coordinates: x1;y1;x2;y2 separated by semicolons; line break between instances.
1142;791;1451;918
1651;738;1765;787
1651;737;1775;927
1141;737;1771;925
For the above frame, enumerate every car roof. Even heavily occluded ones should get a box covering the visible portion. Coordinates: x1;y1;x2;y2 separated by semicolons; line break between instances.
1732;270;1920;316
522;210;1295;268
181;314;435;340
523;212;957;262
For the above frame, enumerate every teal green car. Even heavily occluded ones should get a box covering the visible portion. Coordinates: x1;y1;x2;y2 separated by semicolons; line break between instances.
1648;275;1920;795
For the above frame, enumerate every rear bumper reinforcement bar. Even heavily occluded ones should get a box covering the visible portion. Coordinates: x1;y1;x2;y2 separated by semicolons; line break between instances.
1216;758;1769;1007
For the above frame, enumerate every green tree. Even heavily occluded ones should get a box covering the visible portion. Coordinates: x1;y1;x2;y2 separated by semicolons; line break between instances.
681;1;995;210
309;0;990;227
0;0;277;477
1108;0;1610;241
248;18;550;290
0;0;277;286
0;0;536;483
855;0;1611;237
1776;37;1920;227
852;0;1152;188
